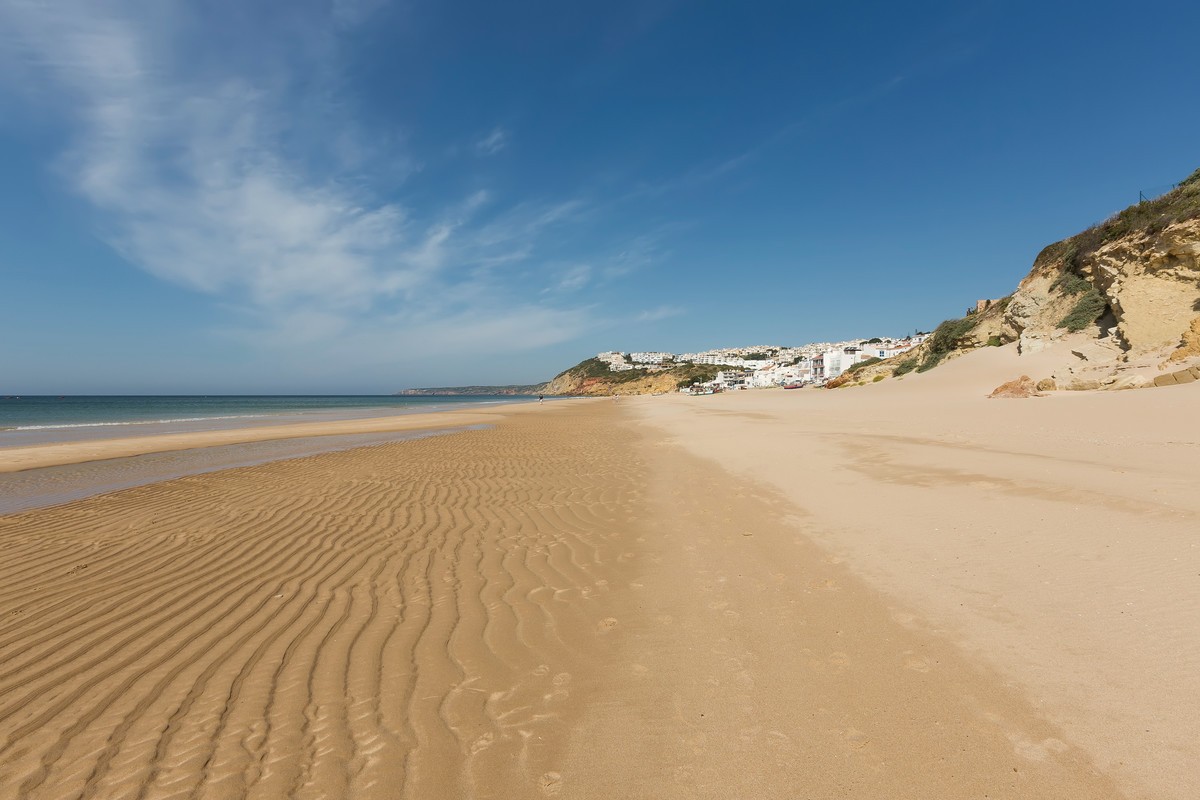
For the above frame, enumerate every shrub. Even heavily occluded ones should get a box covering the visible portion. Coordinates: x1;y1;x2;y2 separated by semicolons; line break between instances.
917;314;981;372
846;357;883;374
1040;167;1200;275
987;335;1003;347
1051;272;1092;295
872;374;884;382
892;359;916;376
1058;289;1108;332
672;364;722;388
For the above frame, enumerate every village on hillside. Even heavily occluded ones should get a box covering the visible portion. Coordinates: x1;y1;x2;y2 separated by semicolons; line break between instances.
596;334;929;393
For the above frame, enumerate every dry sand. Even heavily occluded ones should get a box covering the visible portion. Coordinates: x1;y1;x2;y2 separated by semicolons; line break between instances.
0;361;1194;798
632;346;1200;800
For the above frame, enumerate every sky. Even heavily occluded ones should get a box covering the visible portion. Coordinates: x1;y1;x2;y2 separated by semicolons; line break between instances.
1;0;1199;393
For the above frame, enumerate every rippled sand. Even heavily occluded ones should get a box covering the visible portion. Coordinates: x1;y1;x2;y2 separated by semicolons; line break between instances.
0;398;1148;798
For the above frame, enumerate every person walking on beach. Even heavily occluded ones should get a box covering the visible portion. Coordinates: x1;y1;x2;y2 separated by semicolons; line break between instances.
538;394;543;403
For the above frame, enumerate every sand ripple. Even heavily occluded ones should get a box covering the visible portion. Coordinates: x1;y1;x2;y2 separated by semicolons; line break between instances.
0;406;636;799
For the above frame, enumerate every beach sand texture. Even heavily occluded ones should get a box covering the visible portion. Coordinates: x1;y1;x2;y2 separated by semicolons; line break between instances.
0;373;1194;798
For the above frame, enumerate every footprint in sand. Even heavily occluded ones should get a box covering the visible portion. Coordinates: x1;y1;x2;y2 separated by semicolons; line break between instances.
844;728;871;751
596;617;619;633
538;772;563;795
552;672;571;687
827;652;850;671
470;732;494;755
902;652;931;672
1014;737;1068;761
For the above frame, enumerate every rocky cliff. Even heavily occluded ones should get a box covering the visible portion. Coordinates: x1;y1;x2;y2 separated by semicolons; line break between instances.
838;167;1200;390
1003;167;1200;387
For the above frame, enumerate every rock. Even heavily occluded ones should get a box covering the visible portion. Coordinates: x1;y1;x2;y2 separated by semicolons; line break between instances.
1004;212;1200;371
1166;316;1200;364
1068;378;1102;391
1153;373;1179;387
1018;330;1052;355
1035;378;1057;391
1174;368;1197;384
989;375;1039;398
1109;374;1152;390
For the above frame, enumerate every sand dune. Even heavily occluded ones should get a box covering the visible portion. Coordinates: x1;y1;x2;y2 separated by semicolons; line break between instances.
0;388;1185;797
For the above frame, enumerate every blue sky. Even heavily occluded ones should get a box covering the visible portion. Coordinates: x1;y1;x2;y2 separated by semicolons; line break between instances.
1;0;1198;393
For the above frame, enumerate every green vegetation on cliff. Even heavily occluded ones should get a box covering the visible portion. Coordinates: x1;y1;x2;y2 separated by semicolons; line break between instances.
1058;289;1108;332
568;358;651;384
544;357;723;395
671;363;722;388
1037;167;1200;273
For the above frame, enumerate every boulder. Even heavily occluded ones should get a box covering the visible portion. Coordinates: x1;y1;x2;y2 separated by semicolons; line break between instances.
989;375;1039;398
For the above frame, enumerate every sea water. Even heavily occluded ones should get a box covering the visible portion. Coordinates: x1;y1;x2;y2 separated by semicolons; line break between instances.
0;395;530;447
0;395;535;512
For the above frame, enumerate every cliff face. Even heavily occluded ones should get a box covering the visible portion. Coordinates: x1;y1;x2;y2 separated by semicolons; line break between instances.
839;168;1200;390
1007;218;1200;359
542;359;722;396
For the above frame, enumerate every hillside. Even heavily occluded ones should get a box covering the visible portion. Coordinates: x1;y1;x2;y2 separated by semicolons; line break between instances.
541;358;722;396
394;384;545;396
836;166;1200;390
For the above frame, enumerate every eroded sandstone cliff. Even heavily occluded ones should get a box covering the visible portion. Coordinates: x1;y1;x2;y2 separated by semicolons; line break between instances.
839;168;1200;390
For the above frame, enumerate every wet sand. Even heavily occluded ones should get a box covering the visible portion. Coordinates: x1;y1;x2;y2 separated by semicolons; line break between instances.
0;426;484;515
0;407;505;472
0;377;1190;798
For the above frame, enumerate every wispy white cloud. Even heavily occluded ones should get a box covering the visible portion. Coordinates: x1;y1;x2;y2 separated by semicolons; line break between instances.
547;264;592;293
474;126;510;156
635;305;683;323
0;0;598;362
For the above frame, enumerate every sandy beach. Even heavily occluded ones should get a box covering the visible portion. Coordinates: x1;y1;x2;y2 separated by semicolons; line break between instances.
1;363;1197;799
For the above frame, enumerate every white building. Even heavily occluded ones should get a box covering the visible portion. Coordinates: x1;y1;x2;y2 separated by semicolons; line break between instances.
821;347;863;380
629;351;672;364
714;370;750;390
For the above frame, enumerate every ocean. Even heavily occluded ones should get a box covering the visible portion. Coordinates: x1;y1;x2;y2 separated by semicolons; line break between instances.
0;395;534;513
0;395;531;447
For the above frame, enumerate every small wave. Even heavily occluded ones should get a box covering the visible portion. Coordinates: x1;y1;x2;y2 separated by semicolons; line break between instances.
5;414;270;432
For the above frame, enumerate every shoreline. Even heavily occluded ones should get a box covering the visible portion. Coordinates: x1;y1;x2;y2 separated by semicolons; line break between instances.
0;401;550;473
0;425;486;516
0;395;538;448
